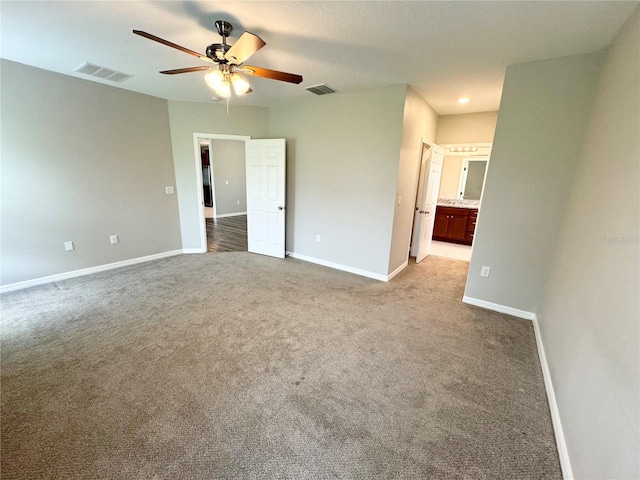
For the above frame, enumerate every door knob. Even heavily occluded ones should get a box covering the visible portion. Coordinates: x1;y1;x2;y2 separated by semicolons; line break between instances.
277;206;284;210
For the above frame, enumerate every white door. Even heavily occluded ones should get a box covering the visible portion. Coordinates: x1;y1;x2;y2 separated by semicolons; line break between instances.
245;139;286;258
414;143;444;263
410;144;431;257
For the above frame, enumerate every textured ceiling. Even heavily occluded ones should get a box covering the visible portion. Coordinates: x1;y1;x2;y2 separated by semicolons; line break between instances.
1;1;637;114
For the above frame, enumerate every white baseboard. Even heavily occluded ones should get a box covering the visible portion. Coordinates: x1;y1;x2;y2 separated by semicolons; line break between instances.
286;251;388;282
387;261;408;281
462;296;536;320
214;211;247;219
182;248;206;254
532;315;574;479
0;250;183;293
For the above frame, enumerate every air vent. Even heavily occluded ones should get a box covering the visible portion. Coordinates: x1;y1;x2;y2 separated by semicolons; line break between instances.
73;62;132;83
304;84;338;95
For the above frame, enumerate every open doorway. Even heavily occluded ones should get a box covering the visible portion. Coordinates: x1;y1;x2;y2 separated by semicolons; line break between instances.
429;143;491;262
200;142;214;219
193;133;250;253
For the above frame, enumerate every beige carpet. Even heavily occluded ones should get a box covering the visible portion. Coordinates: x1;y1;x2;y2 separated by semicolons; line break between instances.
1;253;561;479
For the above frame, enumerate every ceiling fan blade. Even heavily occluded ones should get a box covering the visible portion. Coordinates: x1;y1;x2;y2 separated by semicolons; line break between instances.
133;30;212;63
160;66;213;75
239;66;303;84
225;32;266;65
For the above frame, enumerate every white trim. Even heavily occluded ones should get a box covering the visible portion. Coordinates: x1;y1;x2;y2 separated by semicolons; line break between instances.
286;251;388;282
194;133;251;141
439;142;493;149
214;211;247;219
532;315;574;480
182;248;206;254
462;296;536;320
387;261;408;281
0;250;183;293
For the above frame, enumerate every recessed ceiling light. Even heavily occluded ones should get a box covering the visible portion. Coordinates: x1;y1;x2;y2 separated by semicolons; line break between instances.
458;97;470;104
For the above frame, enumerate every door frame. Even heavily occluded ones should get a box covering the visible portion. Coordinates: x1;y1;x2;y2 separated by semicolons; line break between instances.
192;133;250;252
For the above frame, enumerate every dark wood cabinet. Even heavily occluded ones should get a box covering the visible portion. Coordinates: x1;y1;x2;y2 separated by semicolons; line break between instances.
466;209;478;244
433;206;478;245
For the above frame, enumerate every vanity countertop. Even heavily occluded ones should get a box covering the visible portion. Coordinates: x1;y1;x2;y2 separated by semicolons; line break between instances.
437;198;480;209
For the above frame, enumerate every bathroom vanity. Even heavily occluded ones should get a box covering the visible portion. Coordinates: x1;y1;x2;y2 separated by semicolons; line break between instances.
432;201;479;246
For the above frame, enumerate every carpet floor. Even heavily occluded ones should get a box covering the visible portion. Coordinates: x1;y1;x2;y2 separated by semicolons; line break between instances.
1;253;561;479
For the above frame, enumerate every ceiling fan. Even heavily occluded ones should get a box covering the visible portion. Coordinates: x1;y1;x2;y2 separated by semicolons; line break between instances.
133;20;303;98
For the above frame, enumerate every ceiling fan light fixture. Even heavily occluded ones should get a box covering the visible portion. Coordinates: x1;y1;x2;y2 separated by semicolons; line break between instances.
204;69;231;97
134;21;302;105
231;73;250;95
205;69;225;89
214;83;231;98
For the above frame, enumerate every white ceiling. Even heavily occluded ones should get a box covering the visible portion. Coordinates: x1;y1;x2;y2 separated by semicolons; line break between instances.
1;1;636;115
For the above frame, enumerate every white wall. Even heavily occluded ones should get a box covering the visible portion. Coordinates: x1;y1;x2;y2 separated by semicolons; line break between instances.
0;60;182;286
439;156;464;199
537;7;639;479
464;52;604;312
269;86;406;277
436;111;498;145
166;101;269;250
211;140;247;216
387;87;439;274
435;112;498;201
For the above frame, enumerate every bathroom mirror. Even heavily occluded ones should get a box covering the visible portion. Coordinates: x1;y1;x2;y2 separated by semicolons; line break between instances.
460;159;488;200
438;145;491;202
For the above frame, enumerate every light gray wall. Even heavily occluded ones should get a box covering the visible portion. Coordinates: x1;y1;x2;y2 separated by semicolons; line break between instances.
388;87;439;273
464;52;603;312
0;60;181;286
167;101;269;249
537;7;639;479
436;111;498;144
211;140;247;216
269;86;406;277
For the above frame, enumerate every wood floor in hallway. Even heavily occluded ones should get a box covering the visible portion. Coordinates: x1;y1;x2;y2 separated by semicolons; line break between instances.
206;215;248;253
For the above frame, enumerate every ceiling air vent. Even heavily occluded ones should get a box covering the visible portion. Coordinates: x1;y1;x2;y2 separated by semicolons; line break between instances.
73;62;132;83
304;84;338;96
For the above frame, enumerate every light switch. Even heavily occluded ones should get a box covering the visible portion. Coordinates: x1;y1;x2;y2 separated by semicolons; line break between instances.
165;186;174;195
64;241;74;251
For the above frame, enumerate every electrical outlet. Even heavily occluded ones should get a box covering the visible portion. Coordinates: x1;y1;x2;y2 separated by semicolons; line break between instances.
64;241;74;251
480;266;491;277
110;235;119;245
225;180;229;185
398;195;402;206
237;200;240;205
316;234;321;242
165;186;174;195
